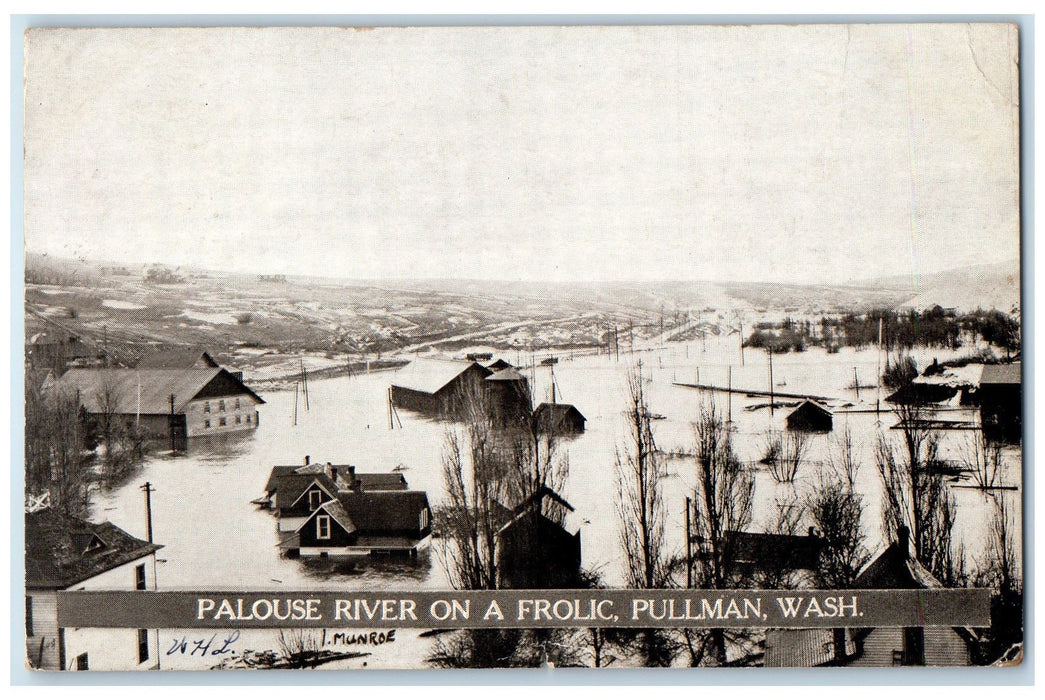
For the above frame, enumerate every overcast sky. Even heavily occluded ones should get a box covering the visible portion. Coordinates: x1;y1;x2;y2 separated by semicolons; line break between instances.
23;24;1020;285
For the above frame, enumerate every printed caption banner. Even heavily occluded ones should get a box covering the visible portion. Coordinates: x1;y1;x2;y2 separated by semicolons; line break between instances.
58;589;990;629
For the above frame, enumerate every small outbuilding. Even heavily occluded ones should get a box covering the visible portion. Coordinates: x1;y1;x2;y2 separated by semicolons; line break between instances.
532;402;586;434
979;362;1021;443
785;399;833;433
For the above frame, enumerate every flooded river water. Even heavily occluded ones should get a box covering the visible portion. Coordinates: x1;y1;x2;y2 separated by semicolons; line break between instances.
89;335;1021;669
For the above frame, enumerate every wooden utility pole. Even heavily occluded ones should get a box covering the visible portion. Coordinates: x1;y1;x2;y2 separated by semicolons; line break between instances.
141;482;154;544
168;394;175;452
767;347;775;416
685;497;693;589
293;382;299;426
727;365;733;423
738;319;745;366
853;366;860;400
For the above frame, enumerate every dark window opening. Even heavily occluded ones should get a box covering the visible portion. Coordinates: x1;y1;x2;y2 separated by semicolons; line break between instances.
75;653;89;671
135;563;147;590
138;629;149;664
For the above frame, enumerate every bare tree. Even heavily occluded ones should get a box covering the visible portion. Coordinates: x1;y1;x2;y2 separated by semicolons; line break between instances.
805;471;869;588
688;399;755;666
25;375;92;516
875;430;962;586
761;429;809;483
959;432;1003;490
616;364;673;590
614;362;678;667
433;381;576;667
827;422;860;490
971;495;1022;663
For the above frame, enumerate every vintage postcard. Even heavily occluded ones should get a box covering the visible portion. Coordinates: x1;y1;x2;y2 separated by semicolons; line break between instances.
21;24;1022;671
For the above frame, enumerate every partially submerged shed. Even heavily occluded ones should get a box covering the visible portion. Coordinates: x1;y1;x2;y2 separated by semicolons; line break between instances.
785;399;833;432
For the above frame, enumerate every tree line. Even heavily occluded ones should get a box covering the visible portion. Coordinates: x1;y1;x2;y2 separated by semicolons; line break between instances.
744;306;1020;355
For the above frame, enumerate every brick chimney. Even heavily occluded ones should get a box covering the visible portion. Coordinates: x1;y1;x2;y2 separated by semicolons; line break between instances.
897;525;911;558
304;455;310;466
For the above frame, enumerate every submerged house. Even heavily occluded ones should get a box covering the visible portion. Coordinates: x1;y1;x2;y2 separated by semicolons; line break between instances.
785;400;833;433
264;458;430;557
51;367;264;447
26;509;162;671
764;527;977;667
493;486;583;589
722;528;826;577
979;362;1021;443
532;402;586;434
390;359;531;424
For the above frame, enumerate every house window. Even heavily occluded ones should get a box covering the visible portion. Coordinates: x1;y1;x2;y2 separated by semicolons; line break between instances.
135;564;146;590
204;419;211;429
138;629;149;664
219;417;226;427
419;509;429;530
219;400;226;411
235;415;241;424
25;596;33;637
235;398;241;409
75;653;89;671
309;490;323;510
317;515;331;540
245;414;251;424
204;401;210;413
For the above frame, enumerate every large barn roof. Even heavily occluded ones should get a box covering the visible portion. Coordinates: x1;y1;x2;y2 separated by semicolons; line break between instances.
53;367;264;414
390;359;490;394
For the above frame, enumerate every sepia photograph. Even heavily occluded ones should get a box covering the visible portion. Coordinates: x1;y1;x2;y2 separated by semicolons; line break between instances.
19;22;1023;672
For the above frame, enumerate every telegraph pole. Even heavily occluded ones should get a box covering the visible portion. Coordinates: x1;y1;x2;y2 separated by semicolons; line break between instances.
141;482;154;544
768;347;775;416
685;497;693;589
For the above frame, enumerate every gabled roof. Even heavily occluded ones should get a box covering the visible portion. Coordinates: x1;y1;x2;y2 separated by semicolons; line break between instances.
274;472;339;510
336;491;430;532
854;538;942;589
980;362;1021;386
788;399;832;417
136;347;219;370
486;368;527;382
390;359;491;394
288;477;339;510
495;486;577;536
533;402;586;422
53;367;264;414
487;359;514;371
297;500;357;536
26;509;162;589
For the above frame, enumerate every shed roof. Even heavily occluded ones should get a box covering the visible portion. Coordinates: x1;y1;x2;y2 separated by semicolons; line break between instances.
26;510;162;590
980;362;1021;386
390;359;490;394
53;367;264;414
